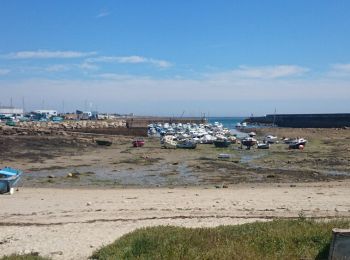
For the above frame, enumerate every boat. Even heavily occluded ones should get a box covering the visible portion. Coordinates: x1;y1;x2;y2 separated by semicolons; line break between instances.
0;167;22;194
162;136;177;149
264;135;278;144
241;137;257;148
96;139;112;146
288;138;307;149
257;142;270;149
177;139;197;149
248;132;256;137
214;140;231;148
132;138;145;147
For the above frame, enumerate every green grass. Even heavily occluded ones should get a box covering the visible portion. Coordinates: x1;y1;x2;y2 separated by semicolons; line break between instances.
91;219;350;260
0;253;49;260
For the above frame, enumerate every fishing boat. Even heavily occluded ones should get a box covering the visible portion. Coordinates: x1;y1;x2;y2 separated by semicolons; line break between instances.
96;139;112;146
132;138;145;147
0;167;22;194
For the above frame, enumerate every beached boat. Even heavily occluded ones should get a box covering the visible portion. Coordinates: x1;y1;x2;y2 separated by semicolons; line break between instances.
214;140;231;148
162;136;177;149
257;142;270;149
177;139;197;149
248;132;256;137
241;137;257;148
132;138;145;147
264;135;278;144
96;139;112;146
288;138;307;149
0;167;22;194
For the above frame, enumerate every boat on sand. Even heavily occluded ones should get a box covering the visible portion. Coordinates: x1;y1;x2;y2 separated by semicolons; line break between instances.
0;167;22;194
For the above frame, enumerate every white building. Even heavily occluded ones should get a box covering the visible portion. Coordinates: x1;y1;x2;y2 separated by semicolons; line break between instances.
0;106;24;117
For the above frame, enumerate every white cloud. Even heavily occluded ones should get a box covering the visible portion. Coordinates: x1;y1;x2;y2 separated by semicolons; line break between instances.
209;65;309;80
0;68;10;75
96;10;110;18
329;63;350;77
45;64;72;72
86;55;172;68
3;50;97;59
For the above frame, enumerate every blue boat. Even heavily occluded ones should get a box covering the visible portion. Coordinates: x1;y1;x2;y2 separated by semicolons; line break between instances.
0;167;22;194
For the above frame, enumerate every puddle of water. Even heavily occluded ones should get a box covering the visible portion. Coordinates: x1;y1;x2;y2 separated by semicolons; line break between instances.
25;162;200;187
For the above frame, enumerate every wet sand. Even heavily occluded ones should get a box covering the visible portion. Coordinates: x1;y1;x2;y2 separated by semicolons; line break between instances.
1;182;350;259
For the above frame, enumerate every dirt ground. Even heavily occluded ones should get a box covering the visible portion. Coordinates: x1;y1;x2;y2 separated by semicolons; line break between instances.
1;128;350;188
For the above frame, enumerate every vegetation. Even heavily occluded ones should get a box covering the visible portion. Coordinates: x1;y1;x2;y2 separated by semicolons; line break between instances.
91;219;350;260
0;253;49;260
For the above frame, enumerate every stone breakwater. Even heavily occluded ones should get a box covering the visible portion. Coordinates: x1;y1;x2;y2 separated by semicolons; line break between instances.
0;120;126;136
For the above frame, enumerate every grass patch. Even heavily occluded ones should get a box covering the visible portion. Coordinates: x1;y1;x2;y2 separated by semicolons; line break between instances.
91;219;350;260
0;253;49;260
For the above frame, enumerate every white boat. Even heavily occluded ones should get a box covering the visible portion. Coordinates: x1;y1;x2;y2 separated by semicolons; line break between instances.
162;136;177;149
264;135;278;144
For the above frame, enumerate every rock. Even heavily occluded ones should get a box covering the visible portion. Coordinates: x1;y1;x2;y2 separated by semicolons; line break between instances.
86;202;92;206
222;185;229;188
51;251;63;255
48;175;55;178
290;184;297;187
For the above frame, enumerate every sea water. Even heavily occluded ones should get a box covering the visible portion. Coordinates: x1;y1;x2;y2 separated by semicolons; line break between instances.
207;117;245;130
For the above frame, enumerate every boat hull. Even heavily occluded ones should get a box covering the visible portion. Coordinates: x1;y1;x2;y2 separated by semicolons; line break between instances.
0;176;21;194
214;140;231;148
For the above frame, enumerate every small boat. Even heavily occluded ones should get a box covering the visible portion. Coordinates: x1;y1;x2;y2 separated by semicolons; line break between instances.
96;139;112;146
177;139;197;149
241;137;257;148
162;136;177;149
289;138;307;149
264;135;278;144
214;140;231;148
257;142;270;149
132;138;145;147
248;132;256;137
0;167;22;194
218;153;231;159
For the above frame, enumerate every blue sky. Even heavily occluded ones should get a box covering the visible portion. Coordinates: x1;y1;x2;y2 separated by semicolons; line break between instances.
0;1;350;116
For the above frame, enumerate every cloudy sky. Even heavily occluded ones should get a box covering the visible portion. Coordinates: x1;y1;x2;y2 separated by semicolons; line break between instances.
1;1;350;116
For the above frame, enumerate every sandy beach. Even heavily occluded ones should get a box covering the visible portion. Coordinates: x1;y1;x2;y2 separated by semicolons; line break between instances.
1;182;350;259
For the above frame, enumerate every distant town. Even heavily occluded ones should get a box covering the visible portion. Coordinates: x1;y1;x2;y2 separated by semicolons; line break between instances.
0;105;134;122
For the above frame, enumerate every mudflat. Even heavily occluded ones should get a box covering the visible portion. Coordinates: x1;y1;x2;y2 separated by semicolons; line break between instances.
1;128;350;187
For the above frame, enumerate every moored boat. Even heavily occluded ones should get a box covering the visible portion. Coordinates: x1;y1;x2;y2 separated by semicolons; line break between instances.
0;167;22;194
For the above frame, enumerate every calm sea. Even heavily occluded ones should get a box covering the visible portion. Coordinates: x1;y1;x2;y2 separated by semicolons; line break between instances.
207;117;245;130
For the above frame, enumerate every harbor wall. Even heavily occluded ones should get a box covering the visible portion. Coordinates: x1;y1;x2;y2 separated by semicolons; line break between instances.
245;113;350;128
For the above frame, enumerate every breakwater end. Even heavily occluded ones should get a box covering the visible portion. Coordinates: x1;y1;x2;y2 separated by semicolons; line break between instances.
245;113;350;128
